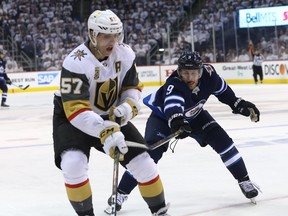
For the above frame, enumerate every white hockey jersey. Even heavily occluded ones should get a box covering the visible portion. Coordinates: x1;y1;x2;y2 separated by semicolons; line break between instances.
58;41;143;137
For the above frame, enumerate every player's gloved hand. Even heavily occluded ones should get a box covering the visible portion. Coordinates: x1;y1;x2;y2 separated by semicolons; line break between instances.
6;79;12;85
96;120;128;160
232;98;260;122
109;98;141;126
169;113;192;139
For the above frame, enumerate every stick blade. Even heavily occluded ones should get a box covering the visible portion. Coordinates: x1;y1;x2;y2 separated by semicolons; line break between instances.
250;198;257;204
22;85;30;90
104;205;113;215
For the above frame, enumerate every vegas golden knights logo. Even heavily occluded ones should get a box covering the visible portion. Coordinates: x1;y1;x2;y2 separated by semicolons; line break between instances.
94;78;118;111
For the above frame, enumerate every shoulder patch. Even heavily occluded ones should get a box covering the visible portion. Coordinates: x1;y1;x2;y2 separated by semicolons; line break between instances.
71;49;87;61
203;64;214;76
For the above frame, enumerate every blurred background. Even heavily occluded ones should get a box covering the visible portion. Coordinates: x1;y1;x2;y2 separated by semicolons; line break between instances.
0;0;287;72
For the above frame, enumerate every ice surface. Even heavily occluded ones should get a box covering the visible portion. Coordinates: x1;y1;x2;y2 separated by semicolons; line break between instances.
1;84;288;216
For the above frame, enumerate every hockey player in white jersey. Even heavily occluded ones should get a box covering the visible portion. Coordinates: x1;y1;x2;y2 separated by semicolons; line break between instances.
53;10;169;216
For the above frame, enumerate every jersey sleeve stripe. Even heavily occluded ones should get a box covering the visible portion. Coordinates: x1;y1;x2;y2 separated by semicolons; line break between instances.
164;95;185;103
164;103;184;112
63;100;92;121
213;77;227;95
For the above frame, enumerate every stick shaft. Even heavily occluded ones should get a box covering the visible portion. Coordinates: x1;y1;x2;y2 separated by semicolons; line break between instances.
111;116;122;215
11;83;30;90
125;129;182;150
111;149;120;215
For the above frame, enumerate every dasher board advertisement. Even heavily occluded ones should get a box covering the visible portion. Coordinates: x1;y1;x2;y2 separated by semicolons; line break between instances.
239;6;288;28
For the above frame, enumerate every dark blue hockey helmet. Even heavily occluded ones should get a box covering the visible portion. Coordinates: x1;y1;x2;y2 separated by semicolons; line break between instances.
177;51;203;77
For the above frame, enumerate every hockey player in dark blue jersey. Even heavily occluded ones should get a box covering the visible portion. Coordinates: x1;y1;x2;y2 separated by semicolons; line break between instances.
105;51;261;214
0;51;12;107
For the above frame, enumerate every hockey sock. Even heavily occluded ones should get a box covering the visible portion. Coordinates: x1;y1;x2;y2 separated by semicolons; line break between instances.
138;175;166;213
118;170;138;194
220;145;248;180
65;178;94;215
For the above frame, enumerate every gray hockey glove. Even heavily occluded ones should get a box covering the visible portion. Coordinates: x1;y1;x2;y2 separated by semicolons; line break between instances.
169;113;192;139
233;98;260;122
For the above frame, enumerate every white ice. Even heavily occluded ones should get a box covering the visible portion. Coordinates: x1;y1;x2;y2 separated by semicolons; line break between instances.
0;84;288;216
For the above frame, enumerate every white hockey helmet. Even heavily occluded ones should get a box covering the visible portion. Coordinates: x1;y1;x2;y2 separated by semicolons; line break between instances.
88;10;124;46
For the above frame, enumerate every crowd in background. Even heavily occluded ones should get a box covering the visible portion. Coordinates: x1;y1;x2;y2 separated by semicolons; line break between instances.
0;0;287;72
172;0;288;64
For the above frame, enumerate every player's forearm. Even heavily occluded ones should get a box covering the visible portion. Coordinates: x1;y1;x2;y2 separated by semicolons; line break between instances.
69;110;105;137
217;85;238;108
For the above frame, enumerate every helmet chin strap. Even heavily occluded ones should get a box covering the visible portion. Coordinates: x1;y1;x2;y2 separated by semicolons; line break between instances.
90;35;106;59
94;45;104;57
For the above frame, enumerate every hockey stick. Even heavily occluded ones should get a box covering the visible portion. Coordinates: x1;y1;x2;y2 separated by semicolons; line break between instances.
110;148;120;215
11;83;30;90
110;117;122;216
126;129;183;151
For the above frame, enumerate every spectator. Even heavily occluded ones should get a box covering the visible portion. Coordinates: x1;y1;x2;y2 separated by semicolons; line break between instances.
238;49;250;61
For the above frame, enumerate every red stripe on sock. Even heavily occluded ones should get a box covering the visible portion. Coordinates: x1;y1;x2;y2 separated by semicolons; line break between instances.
65;179;89;188
138;175;159;186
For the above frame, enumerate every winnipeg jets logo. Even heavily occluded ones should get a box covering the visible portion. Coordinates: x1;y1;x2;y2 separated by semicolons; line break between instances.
184;99;206;118
203;65;213;76
71;49;87;61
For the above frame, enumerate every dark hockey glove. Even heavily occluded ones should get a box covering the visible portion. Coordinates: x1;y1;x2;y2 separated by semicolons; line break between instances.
6;79;12;85
232;98;260;122
169;113;192;139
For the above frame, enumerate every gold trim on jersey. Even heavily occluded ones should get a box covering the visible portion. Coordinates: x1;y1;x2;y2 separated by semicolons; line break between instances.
120;81;144;95
63;99;91;121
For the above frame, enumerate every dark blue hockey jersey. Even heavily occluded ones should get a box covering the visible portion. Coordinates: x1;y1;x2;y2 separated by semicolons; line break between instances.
143;64;238;122
0;59;8;80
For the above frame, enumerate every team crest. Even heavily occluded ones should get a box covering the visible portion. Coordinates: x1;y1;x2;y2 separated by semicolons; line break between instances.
71;49;87;61
94;78;118;111
184;99;206;119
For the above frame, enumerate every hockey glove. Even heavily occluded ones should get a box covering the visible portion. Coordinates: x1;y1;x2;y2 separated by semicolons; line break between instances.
232;98;260;122
6;79;12;85
109;98;141;126
96;120;128;160
169;113;192;139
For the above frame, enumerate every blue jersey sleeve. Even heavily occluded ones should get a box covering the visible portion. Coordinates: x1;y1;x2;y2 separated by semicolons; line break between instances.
162;77;186;118
209;73;238;108
143;76;187;120
216;84;238;109
202;64;238;109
